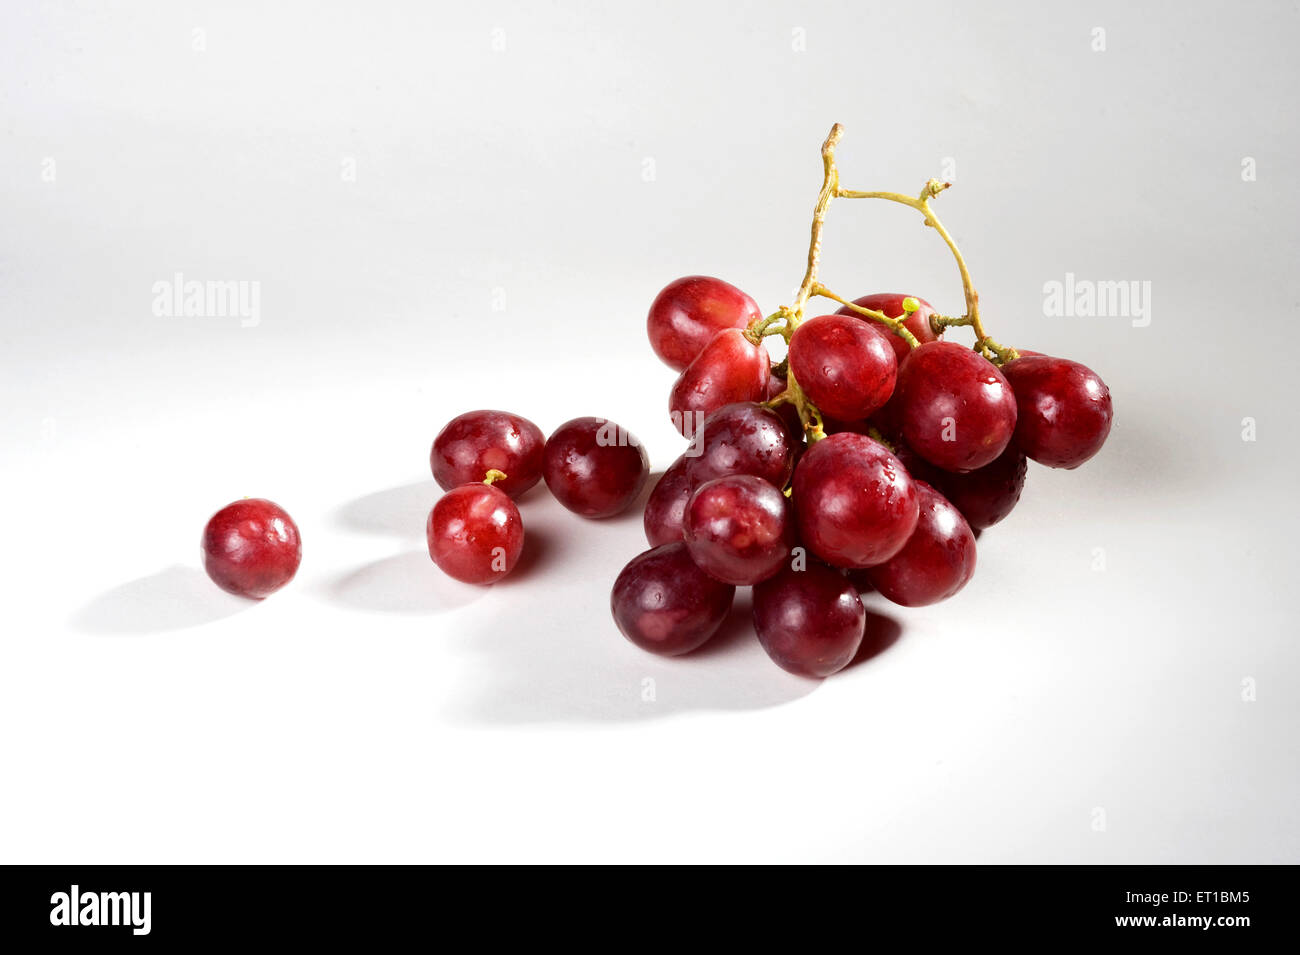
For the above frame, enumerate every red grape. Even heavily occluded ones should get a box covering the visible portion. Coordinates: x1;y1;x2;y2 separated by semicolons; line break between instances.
933;444;1027;529
668;328;768;438
788;314;897;421
683;402;796;490
683;475;795;585
643;455;692;547
431;410;545;499
1001;355;1113;469
895;341;1017;473
543;417;649;518
865;481;976;606
426;483;524;585
611;542;735;656
201;498;302;598
791;432;919;568
647;276;763;372
753;563;866;677
836;292;940;363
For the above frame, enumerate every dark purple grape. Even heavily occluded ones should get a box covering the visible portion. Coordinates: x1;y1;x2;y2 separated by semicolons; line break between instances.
752;563;866;677
610;543;735;656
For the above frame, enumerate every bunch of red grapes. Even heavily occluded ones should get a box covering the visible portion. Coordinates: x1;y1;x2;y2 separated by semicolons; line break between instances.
196;125;1112;682
620;277;1111;677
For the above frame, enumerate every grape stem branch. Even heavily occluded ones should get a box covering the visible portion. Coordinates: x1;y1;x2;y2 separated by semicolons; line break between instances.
757;123;1020;440
835;181;1019;362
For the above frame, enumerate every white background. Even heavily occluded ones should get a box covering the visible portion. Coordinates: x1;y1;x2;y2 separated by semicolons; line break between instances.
2;0;1297;863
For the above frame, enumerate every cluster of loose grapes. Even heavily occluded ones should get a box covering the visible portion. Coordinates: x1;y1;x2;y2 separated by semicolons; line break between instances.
425;410;649;583
201;409;654;598
197;125;1112;684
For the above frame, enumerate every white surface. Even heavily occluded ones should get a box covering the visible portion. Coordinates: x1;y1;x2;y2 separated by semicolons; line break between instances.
1;0;1297;863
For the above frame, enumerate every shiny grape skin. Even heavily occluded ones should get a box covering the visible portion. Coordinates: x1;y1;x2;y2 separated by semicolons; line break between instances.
611;542;736;656
683;475;795;585
543;417;650;518
865;481;976;607
836;292;940;364
1001;355;1113;469
683;402;797;490
201;498;302;598
647;275;763;372
643;455;692;547
788;314;898;422
933;444;1028;529
791;432;919;569
752;563;866;677
895;341;1017;473
431;410;546;499
668;328;769;438
426;483;524;585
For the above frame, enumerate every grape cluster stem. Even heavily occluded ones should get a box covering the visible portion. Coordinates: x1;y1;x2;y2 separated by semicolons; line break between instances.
753;123;1021;440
